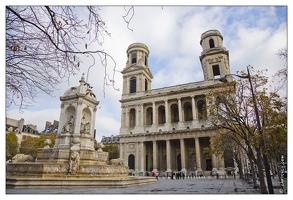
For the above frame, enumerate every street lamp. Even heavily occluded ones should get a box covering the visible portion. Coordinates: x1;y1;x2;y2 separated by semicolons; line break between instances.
219;65;274;194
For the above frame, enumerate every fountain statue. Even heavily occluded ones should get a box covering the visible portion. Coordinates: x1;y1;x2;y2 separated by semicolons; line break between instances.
6;75;156;188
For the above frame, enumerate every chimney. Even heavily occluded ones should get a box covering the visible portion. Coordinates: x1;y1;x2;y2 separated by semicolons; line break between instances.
45;121;52;129
53;120;59;127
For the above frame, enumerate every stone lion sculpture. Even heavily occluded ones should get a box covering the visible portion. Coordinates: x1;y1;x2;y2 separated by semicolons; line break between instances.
109;158;125;166
12;154;35;163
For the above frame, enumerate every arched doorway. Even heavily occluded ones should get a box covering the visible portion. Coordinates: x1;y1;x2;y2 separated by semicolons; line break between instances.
128;154;135;170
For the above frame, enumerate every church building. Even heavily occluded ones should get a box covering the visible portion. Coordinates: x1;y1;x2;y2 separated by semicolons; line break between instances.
119;30;233;177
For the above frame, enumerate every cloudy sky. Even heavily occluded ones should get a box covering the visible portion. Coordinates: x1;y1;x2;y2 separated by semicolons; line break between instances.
5;3;288;142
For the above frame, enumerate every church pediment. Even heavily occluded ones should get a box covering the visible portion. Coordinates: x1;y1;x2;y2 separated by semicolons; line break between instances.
121;65;153;78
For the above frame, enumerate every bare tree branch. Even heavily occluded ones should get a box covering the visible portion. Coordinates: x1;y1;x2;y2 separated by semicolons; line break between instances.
6;6;119;112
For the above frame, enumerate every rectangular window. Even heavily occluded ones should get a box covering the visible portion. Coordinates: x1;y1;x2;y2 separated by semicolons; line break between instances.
212;65;220;79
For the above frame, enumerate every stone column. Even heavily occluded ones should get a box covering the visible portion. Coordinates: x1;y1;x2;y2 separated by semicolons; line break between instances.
180;139;186;173
219;154;225;170
119;142;124;159
166;140;172;174
136;104;139;127
54;103;66;147
71;100;83;151
165;99;170;123
178;98;183;122
91;107;97;137
195;138;202;171
152;102;156;126
135;142;139;174
139;141;145;176
191;96;197;121
152;140;158;172
125;106;129;128
140;104;144;126
212;154;218;171
121;106;126;128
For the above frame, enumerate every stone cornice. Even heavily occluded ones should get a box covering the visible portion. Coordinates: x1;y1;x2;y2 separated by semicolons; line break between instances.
60;93;99;105
120;81;223;103
119;126;217;139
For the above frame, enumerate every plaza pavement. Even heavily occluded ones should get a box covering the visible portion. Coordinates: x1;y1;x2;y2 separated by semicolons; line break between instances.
6;176;283;195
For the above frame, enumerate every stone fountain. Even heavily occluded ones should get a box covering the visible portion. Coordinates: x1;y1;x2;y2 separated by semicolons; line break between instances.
6;75;156;188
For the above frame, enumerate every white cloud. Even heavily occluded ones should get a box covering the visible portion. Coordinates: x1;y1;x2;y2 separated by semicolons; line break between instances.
5;6;288;143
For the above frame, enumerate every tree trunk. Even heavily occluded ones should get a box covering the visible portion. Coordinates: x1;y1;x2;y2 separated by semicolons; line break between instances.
249;158;257;188
255;149;268;194
235;155;244;179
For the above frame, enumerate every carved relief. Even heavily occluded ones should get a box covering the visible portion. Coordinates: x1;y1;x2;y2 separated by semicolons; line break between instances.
109;158;125;166
69;151;80;175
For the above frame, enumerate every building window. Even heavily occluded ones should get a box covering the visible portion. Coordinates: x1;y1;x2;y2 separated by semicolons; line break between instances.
212;65;220;79
131;52;137;64
171;104;179;123
184;102;193;121
158;106;166;124
197;100;207;121
209;38;215;48
129;108;136;127
130;77;136;93
145;55;147;66
146;107;153;126
145;79;148;91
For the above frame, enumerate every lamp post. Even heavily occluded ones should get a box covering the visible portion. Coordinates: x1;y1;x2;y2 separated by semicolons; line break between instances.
219;66;274;194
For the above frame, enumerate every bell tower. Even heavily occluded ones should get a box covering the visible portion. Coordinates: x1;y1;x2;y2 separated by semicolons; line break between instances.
121;43;153;95
199;30;231;81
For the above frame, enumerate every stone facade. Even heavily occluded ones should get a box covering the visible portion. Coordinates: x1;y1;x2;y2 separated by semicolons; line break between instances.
6;117;40;145
119;30;233;177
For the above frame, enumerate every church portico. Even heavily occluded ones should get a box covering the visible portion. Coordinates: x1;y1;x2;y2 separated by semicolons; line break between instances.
119;129;224;176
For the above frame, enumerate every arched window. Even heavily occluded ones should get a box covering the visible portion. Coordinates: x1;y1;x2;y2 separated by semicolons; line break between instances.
171;104;179;123
184;102;193;121
158;106;166;124
129;108;136;127
197;100;207;121
146;107;153;126
130;77;136;93
209;38;215;48
131;52;137;64
145;55;147;65
145;79;148;91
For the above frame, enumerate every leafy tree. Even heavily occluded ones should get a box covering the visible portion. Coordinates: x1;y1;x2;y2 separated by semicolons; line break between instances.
36;133;56;148
19;133;57;157
102;144;119;160
6;6;131;112
19;136;38;157
209;130;245;180
207;66;286;194
6;132;19;160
